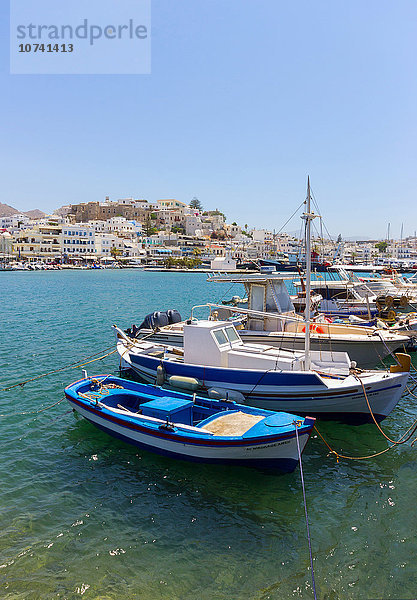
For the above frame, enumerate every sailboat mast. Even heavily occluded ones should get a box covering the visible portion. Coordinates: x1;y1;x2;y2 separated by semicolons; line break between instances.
304;177;312;371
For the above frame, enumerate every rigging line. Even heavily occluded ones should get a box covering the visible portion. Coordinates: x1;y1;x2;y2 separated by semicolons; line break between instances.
294;423;317;600
310;187;337;250
216;281;238;304
274;200;307;237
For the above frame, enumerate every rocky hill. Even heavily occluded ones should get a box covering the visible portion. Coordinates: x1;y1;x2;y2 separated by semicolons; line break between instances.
0;203;45;219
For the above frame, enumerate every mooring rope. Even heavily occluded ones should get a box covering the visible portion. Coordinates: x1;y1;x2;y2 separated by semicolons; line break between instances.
0;396;66;418
294;423;317;600
0;329;159;393
313;375;417;461
0;348;118;392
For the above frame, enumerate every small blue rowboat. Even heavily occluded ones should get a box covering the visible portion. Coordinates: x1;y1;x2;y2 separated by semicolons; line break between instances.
65;375;315;472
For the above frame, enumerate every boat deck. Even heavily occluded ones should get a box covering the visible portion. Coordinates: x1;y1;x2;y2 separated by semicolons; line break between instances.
200;411;264;436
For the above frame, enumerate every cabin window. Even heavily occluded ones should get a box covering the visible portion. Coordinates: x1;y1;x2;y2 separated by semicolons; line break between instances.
213;329;228;346
225;326;240;343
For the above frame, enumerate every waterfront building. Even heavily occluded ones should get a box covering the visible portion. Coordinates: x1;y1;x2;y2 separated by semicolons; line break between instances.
62;224;96;258
252;229;274;243
14;224;62;261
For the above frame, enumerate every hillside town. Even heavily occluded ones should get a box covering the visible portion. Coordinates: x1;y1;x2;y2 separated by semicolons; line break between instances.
0;196;416;270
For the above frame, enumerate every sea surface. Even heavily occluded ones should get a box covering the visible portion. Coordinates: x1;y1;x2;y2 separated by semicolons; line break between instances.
1;269;416;600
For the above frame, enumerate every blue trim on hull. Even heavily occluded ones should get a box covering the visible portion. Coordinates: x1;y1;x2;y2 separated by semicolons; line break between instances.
131;353;323;387
84;417;299;472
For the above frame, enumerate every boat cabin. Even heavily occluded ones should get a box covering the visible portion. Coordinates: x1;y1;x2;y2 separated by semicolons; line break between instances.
184;320;244;367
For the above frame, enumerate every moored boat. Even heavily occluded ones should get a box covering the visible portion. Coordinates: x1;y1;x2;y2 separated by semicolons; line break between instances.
65;375;315;472
114;318;411;425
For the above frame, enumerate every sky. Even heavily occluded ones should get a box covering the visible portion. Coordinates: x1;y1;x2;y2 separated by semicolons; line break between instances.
1;0;416;238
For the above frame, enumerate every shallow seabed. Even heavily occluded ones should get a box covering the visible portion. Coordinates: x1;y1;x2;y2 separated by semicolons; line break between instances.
1;270;416;599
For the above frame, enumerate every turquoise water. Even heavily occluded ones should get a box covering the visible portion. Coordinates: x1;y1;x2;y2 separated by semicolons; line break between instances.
1;270;417;600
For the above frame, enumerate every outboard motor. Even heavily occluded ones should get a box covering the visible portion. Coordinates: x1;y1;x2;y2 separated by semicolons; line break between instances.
166;309;182;324
138;311;170;331
126;309;182;337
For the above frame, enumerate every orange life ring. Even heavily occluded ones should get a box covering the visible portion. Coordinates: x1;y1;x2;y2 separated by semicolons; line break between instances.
301;323;325;334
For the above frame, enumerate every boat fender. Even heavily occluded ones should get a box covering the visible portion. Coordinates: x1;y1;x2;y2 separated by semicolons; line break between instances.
168;375;201;391
207;387;246;403
156;364;165;386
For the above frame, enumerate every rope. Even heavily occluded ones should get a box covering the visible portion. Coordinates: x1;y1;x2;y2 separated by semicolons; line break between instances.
313;377;417;461
275;200;307;237
0;396;66;418
294;422;317;600
0;328;159;393
374;331;402;366
354;374;417;445
0;348;118;392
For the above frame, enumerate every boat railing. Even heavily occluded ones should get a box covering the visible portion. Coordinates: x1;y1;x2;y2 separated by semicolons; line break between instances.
206;272;296;283
193;302;305;324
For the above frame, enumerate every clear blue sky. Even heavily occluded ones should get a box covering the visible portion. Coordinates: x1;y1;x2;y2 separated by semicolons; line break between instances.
1;0;416;238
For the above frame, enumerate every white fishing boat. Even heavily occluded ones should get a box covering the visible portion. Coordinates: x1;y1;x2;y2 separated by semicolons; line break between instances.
114;317;410;424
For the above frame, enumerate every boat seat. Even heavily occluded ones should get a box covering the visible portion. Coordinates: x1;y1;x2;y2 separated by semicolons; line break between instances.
199;411;264;436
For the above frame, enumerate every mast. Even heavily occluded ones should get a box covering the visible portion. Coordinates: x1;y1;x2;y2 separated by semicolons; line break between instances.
302;177;317;371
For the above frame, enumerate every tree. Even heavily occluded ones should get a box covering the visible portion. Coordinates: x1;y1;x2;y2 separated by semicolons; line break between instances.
190;197;203;211
144;213;155;236
171;225;185;234
232;222;237;226
110;246;122;258
375;241;388;253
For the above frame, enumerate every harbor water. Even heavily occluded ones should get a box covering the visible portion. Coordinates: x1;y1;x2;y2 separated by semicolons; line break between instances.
1;270;417;599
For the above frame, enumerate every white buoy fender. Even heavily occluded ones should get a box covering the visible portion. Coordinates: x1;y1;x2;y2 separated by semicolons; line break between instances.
156;365;165;386
207;387;246;403
168;375;201;391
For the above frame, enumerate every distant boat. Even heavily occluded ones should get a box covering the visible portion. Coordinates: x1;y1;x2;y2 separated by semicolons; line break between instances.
65;374;315;472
